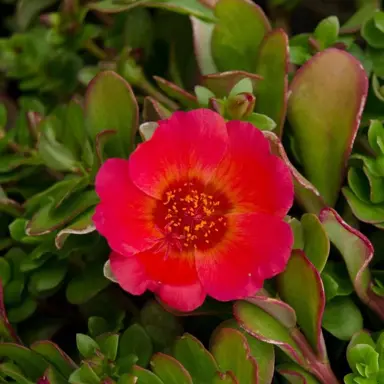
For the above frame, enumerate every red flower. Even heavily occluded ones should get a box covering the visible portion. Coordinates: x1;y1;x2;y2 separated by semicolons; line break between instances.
93;109;294;311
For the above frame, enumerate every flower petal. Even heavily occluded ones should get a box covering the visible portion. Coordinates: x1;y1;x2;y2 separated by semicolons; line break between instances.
195;212;293;301
157;282;206;312
214;120;293;217
136;246;198;286
110;251;205;311
129;109;229;199
94;158;161;254
110;251;153;295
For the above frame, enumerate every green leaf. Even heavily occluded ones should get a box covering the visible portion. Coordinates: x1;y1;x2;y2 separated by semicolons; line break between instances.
348;167;370;203
28;262;67;294
26;190;98;236
322;297;363;341
0;343;48;380
342;2;378;30
119;324;153;367
85;70;139;158
320;208;380;314
314;16;340;50
211;0;270;72
348;344;379;377
277;363;321;384
150;353;192;384
368;120;384;155
277;250;325;356
0;258;11;286
0;362;34;384
76;334;100;359
301;213;330;272
202;71;262;98
246;113;276;131
16;0;58;30
43;365;68;384
228;78;253;97
321;261;354;301
66;262;110;305
288;217;304;249
289;46;312;66
255;29;288;137
55;208;95;249
0;104;7;128
142;97;171;122
211;328;258;384
37;117;79;172
362;15;384;49
68;363;100;384
131;365;165;384
194;86;215;108
7;296;37;323
31;341;77;379
140;300;183;350
153;76;197;108
173;333;217;383
287;48;368;206
99;333;119;361
233;301;306;366
343;186;384;224
87;0;214;22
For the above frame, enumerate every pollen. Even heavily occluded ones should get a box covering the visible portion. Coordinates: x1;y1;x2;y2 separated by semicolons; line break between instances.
153;179;231;251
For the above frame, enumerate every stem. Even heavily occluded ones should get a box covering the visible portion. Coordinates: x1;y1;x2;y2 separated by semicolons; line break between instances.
138;78;179;111
84;40;107;60
292;329;341;384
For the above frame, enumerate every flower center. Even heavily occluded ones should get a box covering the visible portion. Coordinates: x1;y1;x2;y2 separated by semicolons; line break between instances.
153;179;231;251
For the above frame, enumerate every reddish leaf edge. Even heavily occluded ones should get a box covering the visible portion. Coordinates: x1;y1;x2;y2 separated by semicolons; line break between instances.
319;207;384;320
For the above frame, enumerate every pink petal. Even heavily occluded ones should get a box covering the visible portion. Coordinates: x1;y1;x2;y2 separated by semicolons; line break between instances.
195;212;293;301
129;109;229;199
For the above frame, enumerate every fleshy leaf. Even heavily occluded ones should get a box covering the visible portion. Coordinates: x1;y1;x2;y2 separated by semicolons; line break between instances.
233;301;306;366
287;48;368;206
131;365;165;384
211;328;258;384
87;0;215;21
202;71;262;98
245;295;297;329
150;353;193;384
0;343;48;380
26;191;98;236
143;97;171;122
343;186;384;224
264;131;326;214
301;214;330;272
277;250;326;357
85;70;139;158
31;341;77;379
119;324;153;367
0;283;21;343
191;17;218;75
320;208;384;320
277;364;321;384
153;76;198;108
173;333;218;383
211;0;270;72
322;297;363;341
54;209;95;249
212;319;274;384
213;371;238;383
254;29;288;137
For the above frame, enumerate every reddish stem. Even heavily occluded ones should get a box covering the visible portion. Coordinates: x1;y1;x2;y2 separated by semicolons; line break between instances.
292;330;341;384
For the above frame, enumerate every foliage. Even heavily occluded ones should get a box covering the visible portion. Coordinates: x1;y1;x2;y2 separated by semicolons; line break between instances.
0;0;383;383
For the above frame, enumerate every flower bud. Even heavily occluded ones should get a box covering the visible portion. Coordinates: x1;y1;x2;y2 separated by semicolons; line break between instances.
226;92;255;120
